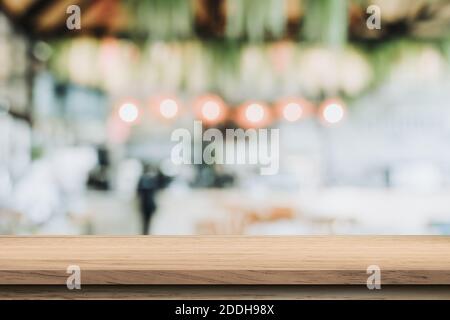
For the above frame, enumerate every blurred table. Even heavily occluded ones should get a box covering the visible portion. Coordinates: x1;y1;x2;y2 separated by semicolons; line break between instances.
151;187;450;235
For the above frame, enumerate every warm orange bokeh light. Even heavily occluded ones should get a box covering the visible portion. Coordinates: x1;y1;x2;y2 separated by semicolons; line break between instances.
319;98;346;125
193;94;228;125
235;101;273;128
276;98;313;122
149;95;182;120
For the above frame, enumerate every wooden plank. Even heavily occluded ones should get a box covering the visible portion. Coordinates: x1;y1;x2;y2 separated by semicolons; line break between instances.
1;285;450;300
0;236;449;285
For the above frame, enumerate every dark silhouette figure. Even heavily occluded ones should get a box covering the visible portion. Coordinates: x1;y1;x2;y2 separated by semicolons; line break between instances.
137;166;171;235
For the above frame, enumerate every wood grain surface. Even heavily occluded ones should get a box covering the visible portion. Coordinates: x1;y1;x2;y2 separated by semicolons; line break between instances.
1;285;450;300
0;236;449;285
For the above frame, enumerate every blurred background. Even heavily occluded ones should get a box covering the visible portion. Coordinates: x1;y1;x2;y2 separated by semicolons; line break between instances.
1;0;450;235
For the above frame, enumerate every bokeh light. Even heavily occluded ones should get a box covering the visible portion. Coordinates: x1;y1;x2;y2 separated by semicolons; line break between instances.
320;99;346;125
283;103;302;121
159;98;179;119
236;101;272;128
246;103;265;122
149;96;182;121
276;98;313;122
194;94;227;125
118;102;139;123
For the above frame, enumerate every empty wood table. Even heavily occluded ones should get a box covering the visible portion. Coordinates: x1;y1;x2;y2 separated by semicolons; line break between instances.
0;236;449;299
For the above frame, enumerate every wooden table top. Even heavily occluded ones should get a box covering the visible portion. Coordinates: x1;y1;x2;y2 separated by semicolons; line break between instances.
1;236;449;285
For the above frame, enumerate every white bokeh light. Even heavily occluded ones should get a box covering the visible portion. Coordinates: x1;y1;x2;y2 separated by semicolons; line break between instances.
202;101;221;121
160;99;179;119
283;102;303;122
323;103;344;124
245;103;265;123
118;102;139;123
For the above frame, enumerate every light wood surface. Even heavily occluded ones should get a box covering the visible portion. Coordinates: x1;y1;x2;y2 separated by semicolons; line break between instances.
1;236;450;285
1;285;450;300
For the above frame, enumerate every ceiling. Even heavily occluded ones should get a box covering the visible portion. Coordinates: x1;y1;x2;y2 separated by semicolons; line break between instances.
0;0;449;41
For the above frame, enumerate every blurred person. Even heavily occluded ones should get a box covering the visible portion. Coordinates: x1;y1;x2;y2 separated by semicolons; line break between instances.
137;164;171;235
87;146;111;191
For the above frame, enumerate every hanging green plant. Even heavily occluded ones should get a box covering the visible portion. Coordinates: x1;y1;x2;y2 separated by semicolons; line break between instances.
126;0;195;40
226;0;287;42
302;0;348;47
